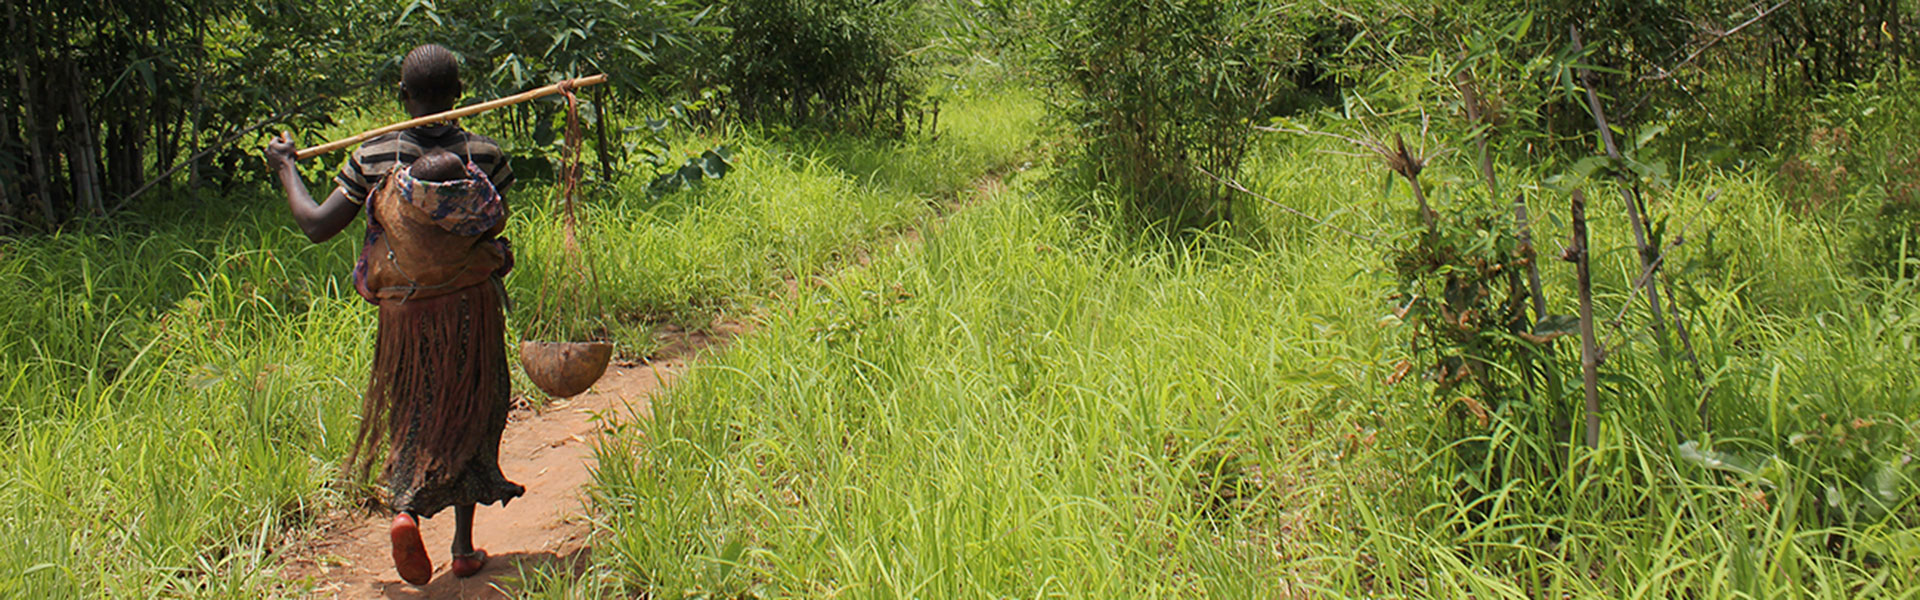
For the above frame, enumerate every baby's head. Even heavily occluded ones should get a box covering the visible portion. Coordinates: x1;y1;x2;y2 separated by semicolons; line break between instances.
410;148;466;182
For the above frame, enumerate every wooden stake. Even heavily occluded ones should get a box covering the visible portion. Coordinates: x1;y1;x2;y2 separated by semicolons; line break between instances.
296;74;608;161
592;85;612;181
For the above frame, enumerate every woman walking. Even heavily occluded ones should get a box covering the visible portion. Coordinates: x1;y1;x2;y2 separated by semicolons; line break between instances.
262;44;522;585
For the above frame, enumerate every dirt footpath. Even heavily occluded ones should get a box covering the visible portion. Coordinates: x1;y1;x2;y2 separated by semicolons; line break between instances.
281;324;740;599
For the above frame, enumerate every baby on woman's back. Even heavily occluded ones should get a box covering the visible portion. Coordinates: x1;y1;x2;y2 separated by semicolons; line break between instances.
409;148;467;183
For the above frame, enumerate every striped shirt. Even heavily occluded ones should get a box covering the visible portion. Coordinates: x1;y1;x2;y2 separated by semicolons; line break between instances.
333;124;515;204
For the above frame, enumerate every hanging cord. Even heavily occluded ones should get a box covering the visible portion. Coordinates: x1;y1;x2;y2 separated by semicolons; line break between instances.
559;83;586;254
532;80;603;340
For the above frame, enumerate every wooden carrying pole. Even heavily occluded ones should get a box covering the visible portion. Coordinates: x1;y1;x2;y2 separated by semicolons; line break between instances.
296;74;608;160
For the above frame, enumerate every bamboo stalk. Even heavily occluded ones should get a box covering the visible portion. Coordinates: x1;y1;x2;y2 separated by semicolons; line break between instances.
19;60;52;223
1572;28;1673;359
1569;189;1601;448
1456;72;1547;319
296;74;608;161
1573;28;1710;429
67;59;103;217
10;3;52;224
116;104;310;213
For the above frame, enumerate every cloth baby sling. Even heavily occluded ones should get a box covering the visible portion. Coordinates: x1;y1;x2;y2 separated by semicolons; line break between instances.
353;151;510;304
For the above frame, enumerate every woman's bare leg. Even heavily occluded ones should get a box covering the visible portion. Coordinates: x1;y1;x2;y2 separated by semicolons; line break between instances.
450;504;487;577
452;504;475;555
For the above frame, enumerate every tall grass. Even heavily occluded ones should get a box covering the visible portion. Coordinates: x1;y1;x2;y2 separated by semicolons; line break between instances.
569;120;1917;597
510;85;1045;347
0;86;1040;598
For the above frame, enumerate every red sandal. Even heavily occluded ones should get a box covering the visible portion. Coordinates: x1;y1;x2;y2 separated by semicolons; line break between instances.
390;513;433;585
450;549;488;578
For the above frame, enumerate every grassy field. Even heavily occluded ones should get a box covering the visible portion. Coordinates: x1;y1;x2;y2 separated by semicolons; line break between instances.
0;86;1039;598
3;57;1916;599
558;114;1920;597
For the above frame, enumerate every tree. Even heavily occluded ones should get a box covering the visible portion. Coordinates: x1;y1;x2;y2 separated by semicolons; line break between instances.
0;0;388;230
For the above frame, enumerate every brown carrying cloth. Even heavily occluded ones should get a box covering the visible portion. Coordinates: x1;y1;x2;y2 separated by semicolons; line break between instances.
354;161;510;303
345;162;523;517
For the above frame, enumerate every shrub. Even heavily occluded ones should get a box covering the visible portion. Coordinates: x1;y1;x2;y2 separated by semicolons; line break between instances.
1764;73;1920;279
720;0;924;133
1854;148;1920;278
1042;0;1303;228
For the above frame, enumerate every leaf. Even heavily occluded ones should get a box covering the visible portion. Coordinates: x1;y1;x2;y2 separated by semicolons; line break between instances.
1622;157;1670;186
619;42;655;64
1519;314;1580;343
700;149;731;179
397;0;428;25
187;366;224;391
711;536;746;583
1864;460;1912;521
533;113;557;147
1634;123;1670;150
1507;12;1534;41
1533;314;1580;337
1677;440;1774;484
1569;156;1612;182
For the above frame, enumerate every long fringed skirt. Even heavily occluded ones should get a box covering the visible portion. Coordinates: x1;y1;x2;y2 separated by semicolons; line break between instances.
352;282;524;518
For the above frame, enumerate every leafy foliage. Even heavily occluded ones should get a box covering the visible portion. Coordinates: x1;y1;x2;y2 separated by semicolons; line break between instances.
1041;0;1304;228
1388;187;1554;432
1284;2;1920;592
387;0;720;101
719;0;927;133
384;0;724;185
0;0;386;229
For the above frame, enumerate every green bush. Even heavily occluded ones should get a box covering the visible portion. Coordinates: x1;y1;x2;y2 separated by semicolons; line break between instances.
1042;0;1303;228
720;0;925;132
1752;72;1920;279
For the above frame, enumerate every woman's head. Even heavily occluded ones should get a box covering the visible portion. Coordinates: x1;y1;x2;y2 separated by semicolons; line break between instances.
410;149;467;182
399;44;463;115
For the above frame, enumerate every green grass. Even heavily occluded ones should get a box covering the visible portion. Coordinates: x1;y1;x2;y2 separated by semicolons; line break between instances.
0;85;1040;598
5;57;1917;598
565;118;1919;597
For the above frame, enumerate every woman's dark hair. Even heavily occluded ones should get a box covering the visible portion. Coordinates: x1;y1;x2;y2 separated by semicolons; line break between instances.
410;149;467;182
400;44;463;108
